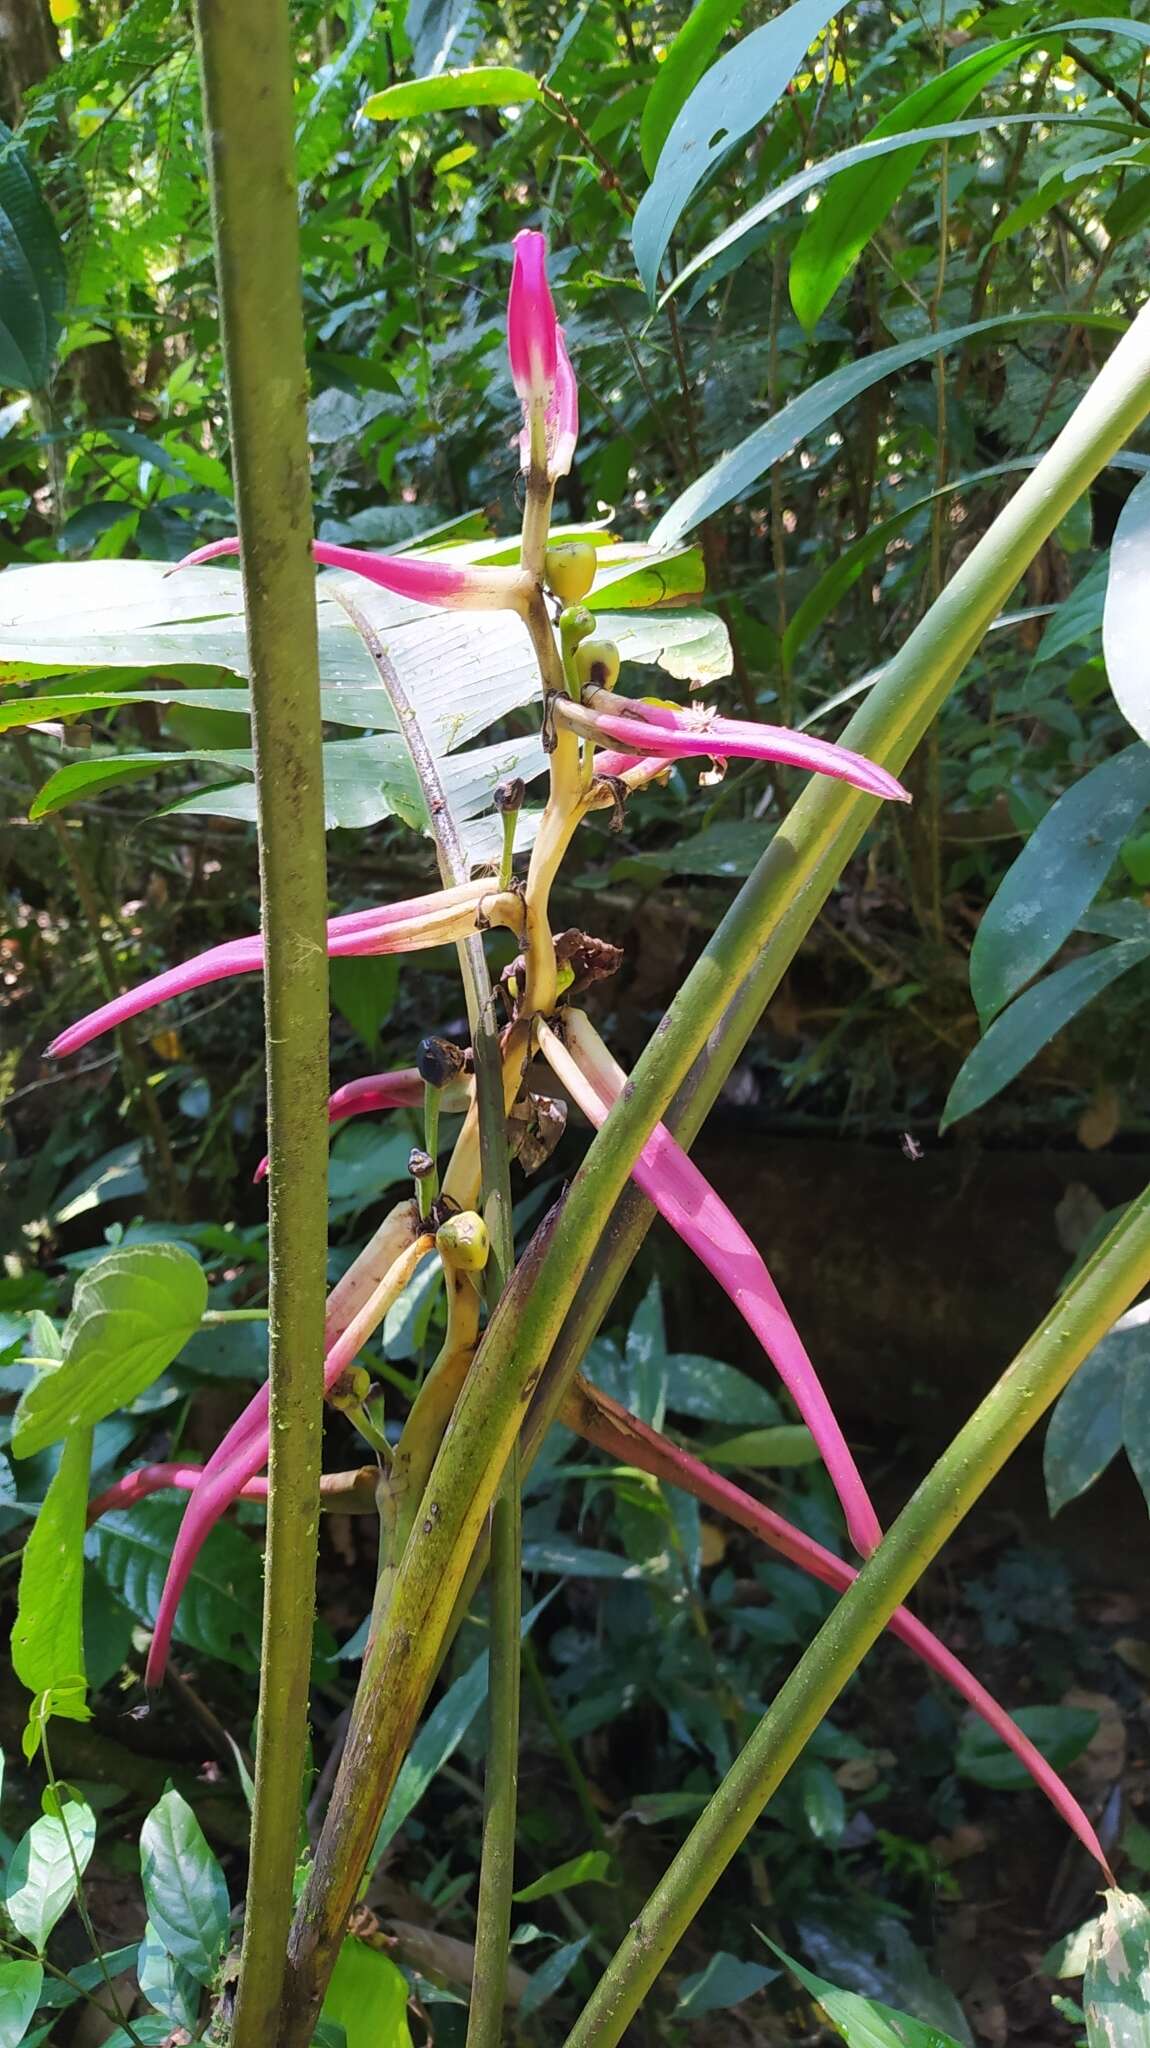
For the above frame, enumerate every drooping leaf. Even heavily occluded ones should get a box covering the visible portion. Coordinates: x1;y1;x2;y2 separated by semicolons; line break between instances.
650;310;1123;546
1084;1890;1150;2047
519;1936;591;2019
363;66;541;118
1045;1324;1131;1515
0;1960;43;2047
513;1851;614;1903
12;1427;92;1716
940;939;1150;1130
762;1937;964;2046
320;1939;413;2048
139;1788;230;1987
675;1950;780;2016
0;122;67;391
790;40;1054;330
631;0;846;297
11;1246;207;1458
87;1498;264;1672
970;745;1150;1025
1105;474;1150;746
639;0;745;176
5;1801;97;1952
957;1704;1099;1790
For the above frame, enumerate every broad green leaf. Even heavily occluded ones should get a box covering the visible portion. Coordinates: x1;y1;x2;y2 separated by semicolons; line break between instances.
137;1920;203;2030
1085;1890;1150;2047
603;605;732;682
957;1704;1098;1790
1045;1321;1132;1515
970;745;1150;1026
762;1937;963;2046
371;1594;552;1860
632;0;845;298
651;310;1124;547
667;113;1121;307
514;1850;614;1903
405;0;482;75
940;939;1150;1130
5;1801;97;1952
12;1427;92;1714
11;1246;207;1457
522;1538;660;1578
798;1761;846;1843
625;819;775;880
519;1936;591;2019
0;122;66;390
791;40;1056;330
328;954;400;1054
87;1498;264;1671
1120;1306;1150;1513
639;0;745;176
320;1939;413;2048
705;1425;819;1467
1105;473;1150;746
0;1961;43;2047
1033;556;1109;666
675;1951;779;2016
139;1788;230;1987
662;1352;783;1425
363;66;540;118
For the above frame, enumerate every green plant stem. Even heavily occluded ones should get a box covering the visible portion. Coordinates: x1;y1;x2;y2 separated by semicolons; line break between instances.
280;300;1150;2042
192;5;330;2043
522;1639;610;1856
563;1185;1150;2044
200;1308;269;1324
466;1434;521;2048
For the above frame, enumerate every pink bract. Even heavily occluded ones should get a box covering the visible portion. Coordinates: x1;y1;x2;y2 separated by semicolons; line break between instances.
178;536;530;612
576;696;910;806
507;228;558;404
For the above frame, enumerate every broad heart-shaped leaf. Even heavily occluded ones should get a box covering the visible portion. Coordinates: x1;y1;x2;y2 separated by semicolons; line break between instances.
970;745;1150;1026
12;1426;92;1713
1105;472;1150;746
631;0;846;299
957;1704;1099;1790
11;1246;207;1458
762;1937;963;2046
1085;1890;1150;2047
0;122;66;390
650;310;1124;547
87;1497;263;1672
639;0;744;175
139;1788;229;1987
940;937;1150;1131
5;1801;97;1952
790;38;1059;332
363;64;540;117
0;1960;43;2046
320;1938;413;2048
1044;1318;1134;1515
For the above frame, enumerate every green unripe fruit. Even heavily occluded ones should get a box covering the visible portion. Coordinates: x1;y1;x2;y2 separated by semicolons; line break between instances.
557;605;596;646
574;636;621;691
436;1211;490;1273
545;542;597;605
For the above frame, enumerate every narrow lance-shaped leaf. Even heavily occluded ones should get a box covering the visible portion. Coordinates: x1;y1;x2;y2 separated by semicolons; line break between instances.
639;0;744;176
362;65;541;119
941;938;1150;1130
970;744;1150;1026
650;310;1125;546
12;1426;92;1719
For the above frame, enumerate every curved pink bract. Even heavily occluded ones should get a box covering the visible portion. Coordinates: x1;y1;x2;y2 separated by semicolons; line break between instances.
507;228;558;403
582;699;910;806
178;536;530;612
541;1016;882;1558
254;1067;426;1182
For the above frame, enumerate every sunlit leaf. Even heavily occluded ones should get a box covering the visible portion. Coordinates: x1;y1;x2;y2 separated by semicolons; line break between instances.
12;1427;92;1716
363;66;541;118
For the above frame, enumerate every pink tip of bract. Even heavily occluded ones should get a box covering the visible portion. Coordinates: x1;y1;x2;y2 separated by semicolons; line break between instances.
507;229;558;405
177;536;509;611
254;1068;425;1182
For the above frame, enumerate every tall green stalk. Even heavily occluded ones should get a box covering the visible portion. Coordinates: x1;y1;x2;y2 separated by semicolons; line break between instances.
564;1183;1150;2044
192;6;329;2043
282;300;1150;2042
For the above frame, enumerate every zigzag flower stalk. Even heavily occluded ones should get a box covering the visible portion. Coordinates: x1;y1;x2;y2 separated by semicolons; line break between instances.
539;1011;882;1559
47;884;521;1060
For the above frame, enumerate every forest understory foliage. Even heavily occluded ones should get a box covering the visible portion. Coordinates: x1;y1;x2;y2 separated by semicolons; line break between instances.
4;0;1150;2043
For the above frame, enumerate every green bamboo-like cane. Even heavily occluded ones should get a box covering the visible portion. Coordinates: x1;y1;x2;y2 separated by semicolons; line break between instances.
281;304;1150;2042
563;1182;1150;2044
192;6;329;2043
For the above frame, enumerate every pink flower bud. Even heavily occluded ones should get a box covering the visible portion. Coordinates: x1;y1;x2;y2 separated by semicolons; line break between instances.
507;228;558;405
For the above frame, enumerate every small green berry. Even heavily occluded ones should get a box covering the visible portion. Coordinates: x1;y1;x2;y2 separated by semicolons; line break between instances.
574;636;621;691
545;541;597;605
